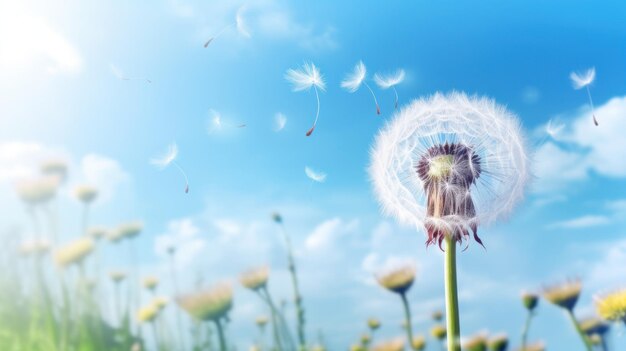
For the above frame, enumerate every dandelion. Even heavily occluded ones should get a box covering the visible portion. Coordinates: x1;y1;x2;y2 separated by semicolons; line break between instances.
110;64;151;83
515;341;545;351
116;221;144;240
376;264;417;347
137;304;159;323
545;119;565;139
285;62;326;136
143;276;159;292
368;318;381;331
462;334;487;351
153;296;169;311
256;315;269;329
204;5;250;47
19;238;50;257
274;112;287;132
178;283;233;351
543;280;591;350
109;271;126;283
570;67;598;126
240;266;270;291
520;291;539;350
431;324;447;341
88;226;107;240
374;69;406;109
341;60;380;115
595;288;626;324
578;317;609;350
411;335;426;351
370;92;529;351
16;177;58;207
41;159;68;184
371;337;405;351
487;334;508;351
206;109;246;134
151;142;190;193
54;237;94;269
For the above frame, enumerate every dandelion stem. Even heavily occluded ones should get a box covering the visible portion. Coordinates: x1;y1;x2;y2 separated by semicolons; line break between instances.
214;318;227;351
364;82;380;115
566;310;593;351
307;86;321;136
172;161;189;193
520;310;533;350
400;292;414;347
444;235;461;351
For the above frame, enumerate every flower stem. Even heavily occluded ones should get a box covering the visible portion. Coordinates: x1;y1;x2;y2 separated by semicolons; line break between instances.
214;319;227;351
278;222;306;348
566;309;593;351
400;292;414;348
521;310;533;350
444;235;461;351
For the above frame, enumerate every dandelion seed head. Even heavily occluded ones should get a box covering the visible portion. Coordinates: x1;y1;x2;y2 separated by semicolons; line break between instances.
177;282;233;321
150;143;178;169
369;92;529;247
543;279;582;311
19;238;50;257
375;263;416;295
285;62;326;92
374;69;406;89
570;67;596;90
54;237;94;268
74;185;98;204
595;288;626;323
341;60;367;93
431;325;447;340
240;265;269;291
305;166;326;182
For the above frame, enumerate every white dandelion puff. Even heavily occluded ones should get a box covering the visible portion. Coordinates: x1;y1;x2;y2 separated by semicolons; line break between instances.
341;60;380;115
110;64;151;83
305;166;326;183
545;119;565;139
150;143;189;193
204;5;251;48
570;67;598;126
285;62;326;136
369;92;529;248
274;113;287;132
374;69;406;109
207;109;246;134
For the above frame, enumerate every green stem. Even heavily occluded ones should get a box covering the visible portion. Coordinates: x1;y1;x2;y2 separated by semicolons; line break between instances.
279;223;306;348
168;252;186;351
214;319;227;351
521;311;533;350
151;321;159;351
400;292;414;348
566;309;593;351
115;282;122;326
259;288;285;351
444;236;461;351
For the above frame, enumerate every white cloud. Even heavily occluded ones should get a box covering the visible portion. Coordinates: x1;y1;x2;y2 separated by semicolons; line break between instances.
532;142;588;193
154;217;206;270
0;142;52;181
585;238;626;291
79;154;130;204
256;9;337;51
305;217;358;251
0;2;83;74
548;215;610;229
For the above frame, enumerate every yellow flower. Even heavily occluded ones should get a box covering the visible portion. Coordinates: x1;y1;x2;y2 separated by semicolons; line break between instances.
462;333;487;351
143;276;159;291
376;265;416;294
177;283;233;321
16;177;58;206
137;305;158;324
543;280;582;311
430;325;446;340
54;238;94;268
109;271;127;283
74;185;98;204
367;317;381;330
411;335;426;351
595;288;626;323
240;266;269;291
371;337;404;351
488;334;508;351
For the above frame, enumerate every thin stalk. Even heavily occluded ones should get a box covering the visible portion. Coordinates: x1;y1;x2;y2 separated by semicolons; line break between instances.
400;292;414;348
392;86;399;108
151;321;159;351
444;235;461;351
363;82;380;115
82;203;90;236
214;319;227;351
566;310;593;351
115;282;122;326
168;252;186;350
520;310;533;350
258;287;286;351
278;222;306;348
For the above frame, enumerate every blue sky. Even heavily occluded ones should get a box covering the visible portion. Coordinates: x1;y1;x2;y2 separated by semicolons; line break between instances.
1;0;626;350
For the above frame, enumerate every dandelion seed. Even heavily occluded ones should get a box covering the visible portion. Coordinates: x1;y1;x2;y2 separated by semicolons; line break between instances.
110;64;151;83
305;166;326;183
545;119;565;139
341;60;380;115
285;62;326;136
151;142;189;193
374;69;405;109
207;109;246;134
274;112;287;132
570;67;598;126
204;5;250;48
